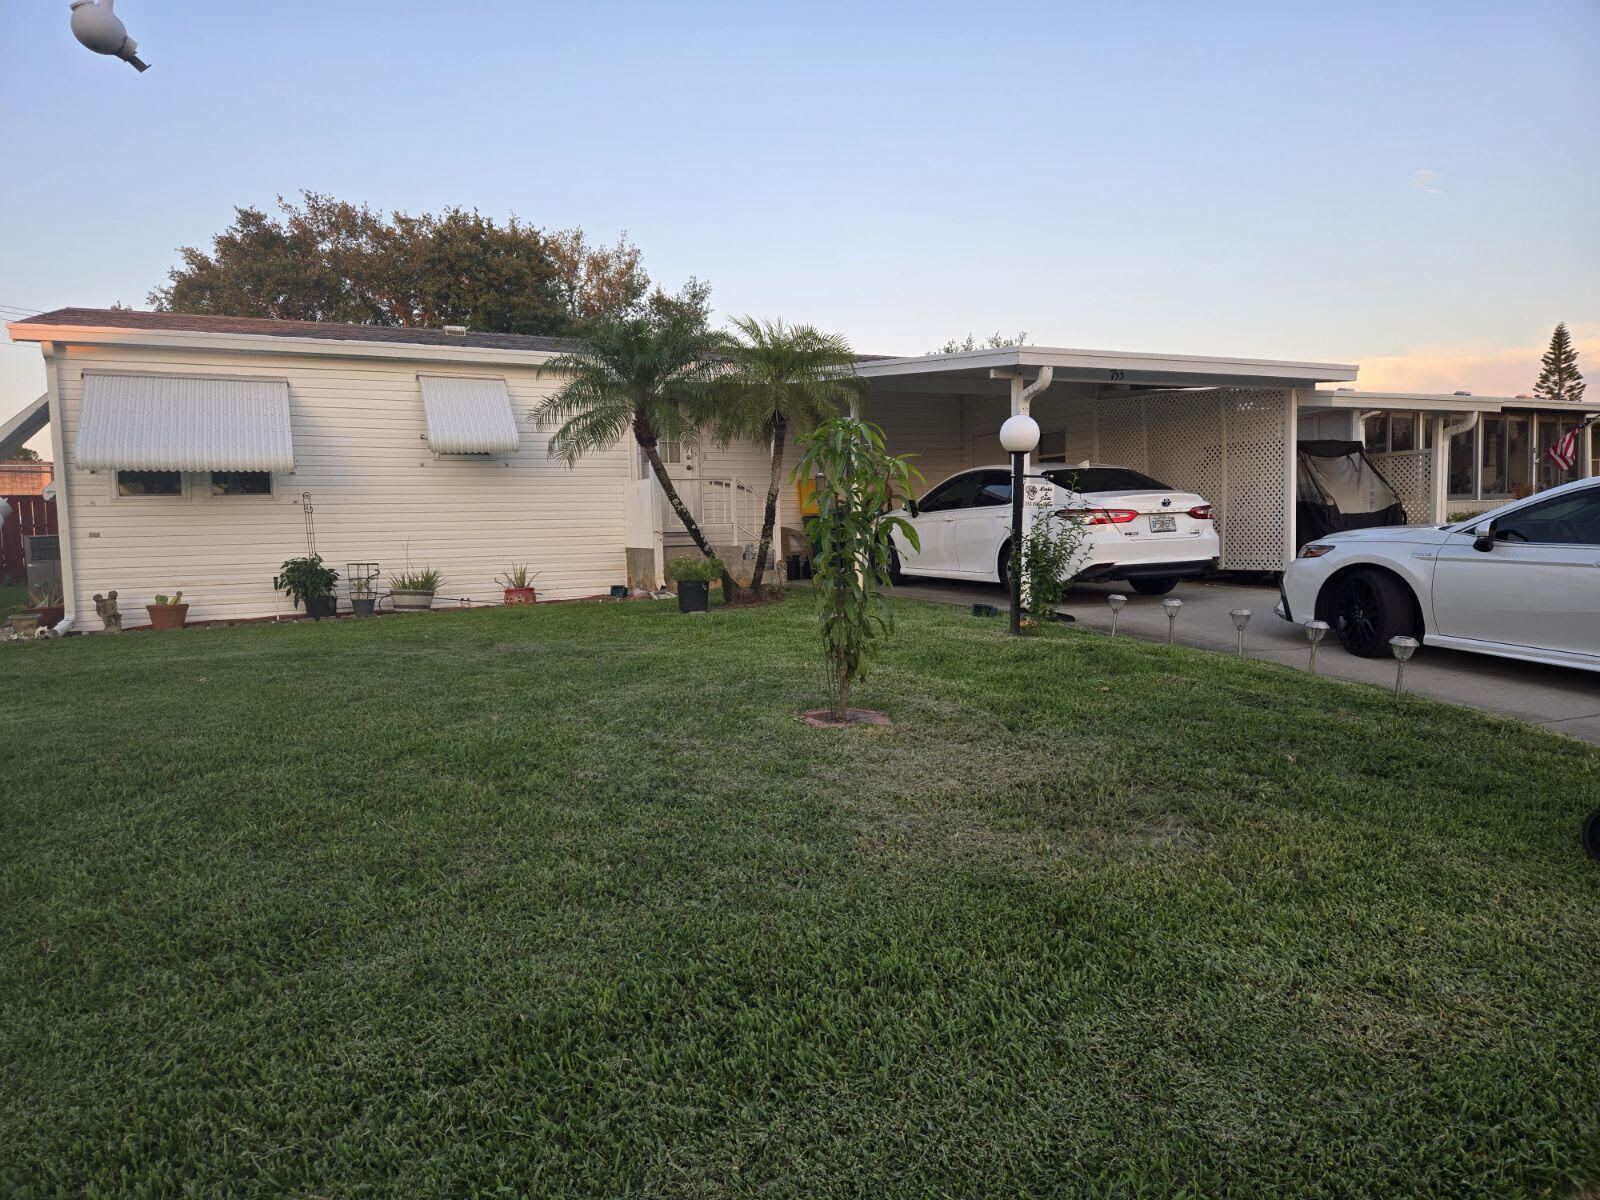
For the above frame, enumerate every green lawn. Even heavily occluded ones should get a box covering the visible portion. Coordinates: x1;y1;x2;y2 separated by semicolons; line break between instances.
2;597;1597;1198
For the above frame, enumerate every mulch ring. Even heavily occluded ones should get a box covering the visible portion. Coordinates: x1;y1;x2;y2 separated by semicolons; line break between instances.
802;708;892;729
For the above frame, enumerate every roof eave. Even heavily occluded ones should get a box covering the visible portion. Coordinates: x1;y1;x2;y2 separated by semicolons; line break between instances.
4;320;565;369
853;345;1358;386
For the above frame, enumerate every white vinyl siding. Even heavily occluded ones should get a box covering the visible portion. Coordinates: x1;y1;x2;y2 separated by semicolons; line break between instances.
54;344;628;624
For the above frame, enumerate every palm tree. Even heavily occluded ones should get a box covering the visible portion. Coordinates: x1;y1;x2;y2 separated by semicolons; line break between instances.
712;316;862;592
534;304;728;571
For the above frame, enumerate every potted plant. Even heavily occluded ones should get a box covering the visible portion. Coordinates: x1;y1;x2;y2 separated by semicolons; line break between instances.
348;566;380;618
23;584;64;630
275;555;340;620
496;564;539;605
667;555;723;613
146;590;189;630
389;568;442;613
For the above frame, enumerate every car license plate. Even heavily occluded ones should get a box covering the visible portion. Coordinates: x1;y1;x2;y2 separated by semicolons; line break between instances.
1149;514;1177;532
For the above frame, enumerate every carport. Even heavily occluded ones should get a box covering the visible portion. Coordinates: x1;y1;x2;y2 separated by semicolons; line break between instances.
848;346;1597;572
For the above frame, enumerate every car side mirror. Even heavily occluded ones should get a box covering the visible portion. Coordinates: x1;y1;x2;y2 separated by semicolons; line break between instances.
904;497;920;518
1472;519;1496;553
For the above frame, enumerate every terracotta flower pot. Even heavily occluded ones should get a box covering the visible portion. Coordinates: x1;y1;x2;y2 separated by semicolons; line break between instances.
146;603;189;630
503;586;537;605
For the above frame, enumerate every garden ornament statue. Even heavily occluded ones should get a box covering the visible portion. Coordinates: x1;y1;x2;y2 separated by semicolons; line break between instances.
1107;593;1127;636
1388;635;1418;697
1304;619;1330;673
1162;597;1182;644
93;591;122;632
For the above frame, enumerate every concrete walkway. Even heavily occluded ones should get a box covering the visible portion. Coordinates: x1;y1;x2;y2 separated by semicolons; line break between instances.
884;575;1600;745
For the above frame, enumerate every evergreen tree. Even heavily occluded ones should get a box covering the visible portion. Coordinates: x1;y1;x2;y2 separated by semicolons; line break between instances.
1534;322;1585;403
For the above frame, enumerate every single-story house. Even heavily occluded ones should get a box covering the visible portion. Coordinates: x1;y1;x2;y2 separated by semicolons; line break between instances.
3;308;1595;630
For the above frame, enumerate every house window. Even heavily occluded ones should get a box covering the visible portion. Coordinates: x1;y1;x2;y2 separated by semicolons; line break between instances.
1363;414;1388;450
117;470;181;497
212;471;272;496
1390;414;1416;453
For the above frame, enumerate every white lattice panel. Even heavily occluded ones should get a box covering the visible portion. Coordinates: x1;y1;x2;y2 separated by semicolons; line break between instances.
1091;387;1292;571
1371;450;1431;525
1223;391;1291;571
1095;398;1147;473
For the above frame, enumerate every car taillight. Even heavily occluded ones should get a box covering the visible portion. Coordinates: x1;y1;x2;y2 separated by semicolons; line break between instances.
1187;504;1213;520
1056;507;1137;525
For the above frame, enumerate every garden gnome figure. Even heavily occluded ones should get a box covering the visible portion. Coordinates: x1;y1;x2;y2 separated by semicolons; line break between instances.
94;590;122;632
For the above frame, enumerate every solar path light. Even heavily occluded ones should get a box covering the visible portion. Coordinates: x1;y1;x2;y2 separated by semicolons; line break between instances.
1230;608;1252;657
1388;635;1418;697
1162;597;1183;644
1304;619;1330;673
1107;593;1127;637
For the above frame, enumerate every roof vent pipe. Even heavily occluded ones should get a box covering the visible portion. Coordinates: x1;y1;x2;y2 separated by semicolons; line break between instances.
70;0;149;71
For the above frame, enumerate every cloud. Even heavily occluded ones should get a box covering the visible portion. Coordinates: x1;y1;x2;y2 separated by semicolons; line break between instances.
1352;322;1599;396
1409;169;1444;195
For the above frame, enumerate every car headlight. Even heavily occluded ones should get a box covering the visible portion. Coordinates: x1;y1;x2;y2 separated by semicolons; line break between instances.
1299;543;1336;559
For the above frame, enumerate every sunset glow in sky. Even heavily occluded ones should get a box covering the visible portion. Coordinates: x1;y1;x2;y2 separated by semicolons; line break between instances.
2;0;1595;433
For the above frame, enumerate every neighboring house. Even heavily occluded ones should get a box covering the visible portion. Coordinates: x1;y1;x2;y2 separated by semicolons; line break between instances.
3;309;798;629
0;459;52;495
3;308;1594;630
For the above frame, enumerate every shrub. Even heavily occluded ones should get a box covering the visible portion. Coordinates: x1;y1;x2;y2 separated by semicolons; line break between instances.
667;555;725;584
276;556;339;608
1012;508;1089;628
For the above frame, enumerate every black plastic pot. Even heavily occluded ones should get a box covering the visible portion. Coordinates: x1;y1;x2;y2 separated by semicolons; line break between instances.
304;594;337;621
350;597;376;618
678;580;709;613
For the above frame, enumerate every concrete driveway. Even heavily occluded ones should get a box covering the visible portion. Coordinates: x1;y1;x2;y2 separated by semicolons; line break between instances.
884;575;1600;745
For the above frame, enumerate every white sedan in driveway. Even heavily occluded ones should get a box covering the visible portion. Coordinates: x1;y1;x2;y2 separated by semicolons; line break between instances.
1278;475;1600;671
889;463;1220;596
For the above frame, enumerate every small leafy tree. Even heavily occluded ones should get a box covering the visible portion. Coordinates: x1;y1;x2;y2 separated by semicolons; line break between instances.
793;418;920;721
1534;322;1586;404
711;316;861;593
1011;508;1089;628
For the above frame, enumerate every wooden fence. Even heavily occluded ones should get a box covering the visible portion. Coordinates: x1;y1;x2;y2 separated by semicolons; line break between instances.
1;494;58;584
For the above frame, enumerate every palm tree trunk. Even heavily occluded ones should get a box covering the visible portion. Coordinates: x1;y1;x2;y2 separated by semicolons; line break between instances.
749;414;786;592
640;437;741;602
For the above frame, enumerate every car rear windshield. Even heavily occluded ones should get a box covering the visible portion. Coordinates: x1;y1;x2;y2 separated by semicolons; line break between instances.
1042;467;1169;492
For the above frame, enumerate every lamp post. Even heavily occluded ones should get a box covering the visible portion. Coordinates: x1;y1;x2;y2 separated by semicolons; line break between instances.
1107;593;1127;636
999;414;1040;636
1388;635;1418;696
1230;608;1252;657
1304;619;1329;673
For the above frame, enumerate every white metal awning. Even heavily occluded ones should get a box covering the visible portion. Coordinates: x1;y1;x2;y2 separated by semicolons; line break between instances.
419;375;520;454
77;374;293;471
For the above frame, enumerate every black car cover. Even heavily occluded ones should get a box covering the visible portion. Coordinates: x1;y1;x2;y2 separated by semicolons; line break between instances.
1295;439;1407;546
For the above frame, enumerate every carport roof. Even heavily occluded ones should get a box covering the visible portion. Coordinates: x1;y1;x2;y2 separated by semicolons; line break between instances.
852;344;1358;392
1303;389;1600;414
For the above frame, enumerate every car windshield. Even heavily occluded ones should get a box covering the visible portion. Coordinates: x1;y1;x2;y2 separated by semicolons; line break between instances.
1042;467;1169;492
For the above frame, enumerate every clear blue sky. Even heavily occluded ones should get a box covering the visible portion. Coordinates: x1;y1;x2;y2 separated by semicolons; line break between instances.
2;0;1596;424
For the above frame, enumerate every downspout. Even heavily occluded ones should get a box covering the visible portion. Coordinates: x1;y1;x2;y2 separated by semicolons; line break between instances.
40;341;78;636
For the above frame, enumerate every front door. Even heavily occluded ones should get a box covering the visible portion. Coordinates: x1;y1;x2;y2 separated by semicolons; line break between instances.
1432;487;1600;655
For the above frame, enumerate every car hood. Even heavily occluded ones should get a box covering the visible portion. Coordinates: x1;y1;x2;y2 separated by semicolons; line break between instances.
1310;524;1452;546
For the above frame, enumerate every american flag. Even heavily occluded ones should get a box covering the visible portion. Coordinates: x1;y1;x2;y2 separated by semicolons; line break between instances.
1544;416;1595;472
